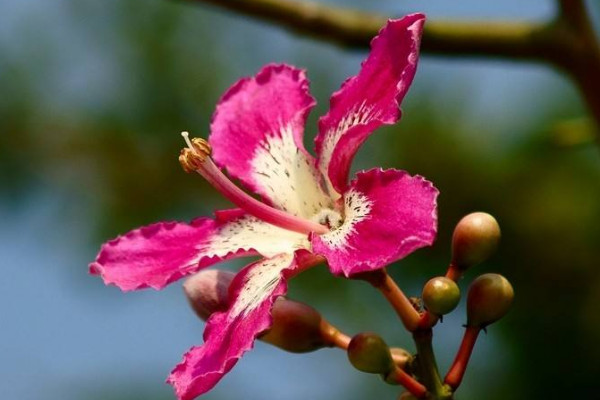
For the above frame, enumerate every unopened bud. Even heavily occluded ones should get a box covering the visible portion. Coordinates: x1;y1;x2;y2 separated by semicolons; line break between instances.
347;332;394;374
260;297;328;353
466;273;514;328
451;212;501;270
184;269;329;353
183;270;234;320
422;276;460;316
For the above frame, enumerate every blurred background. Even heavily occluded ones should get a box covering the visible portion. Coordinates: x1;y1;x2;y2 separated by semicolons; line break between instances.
1;0;599;399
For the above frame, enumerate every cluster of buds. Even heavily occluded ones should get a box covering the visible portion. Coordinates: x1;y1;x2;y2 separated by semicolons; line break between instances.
183;212;513;399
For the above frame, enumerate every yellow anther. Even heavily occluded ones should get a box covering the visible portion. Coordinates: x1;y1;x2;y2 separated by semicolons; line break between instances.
191;137;211;157
179;132;212;173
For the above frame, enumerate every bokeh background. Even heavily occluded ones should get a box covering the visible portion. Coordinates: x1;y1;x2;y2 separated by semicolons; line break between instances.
2;0;599;399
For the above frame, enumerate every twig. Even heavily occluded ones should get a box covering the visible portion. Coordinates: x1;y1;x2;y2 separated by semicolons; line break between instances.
181;0;551;60
359;269;421;332
181;0;600;143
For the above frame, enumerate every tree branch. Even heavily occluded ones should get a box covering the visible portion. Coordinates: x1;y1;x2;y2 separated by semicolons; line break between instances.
181;0;600;143
182;0;553;61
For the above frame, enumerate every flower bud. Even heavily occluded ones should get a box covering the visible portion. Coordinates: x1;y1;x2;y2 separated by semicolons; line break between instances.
183;270;234;320
260;297;328;353
422;276;460;316
184;269;329;353
451;212;501;270
466;273;514;328
347;332;394;374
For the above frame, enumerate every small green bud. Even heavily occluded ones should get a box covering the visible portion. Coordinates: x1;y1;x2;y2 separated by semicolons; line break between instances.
347;332;394;374
422;276;460;316
184;270;329;353
451;212;501;270
467;273;514;328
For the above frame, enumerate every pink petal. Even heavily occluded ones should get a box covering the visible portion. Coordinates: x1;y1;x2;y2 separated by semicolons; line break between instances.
210;64;331;218
311;168;438;277
90;210;308;291
167;253;300;399
315;14;425;197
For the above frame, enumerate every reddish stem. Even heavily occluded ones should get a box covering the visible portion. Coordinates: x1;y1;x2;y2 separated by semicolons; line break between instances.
444;326;481;389
445;263;463;282
320;320;351;349
362;270;420;331
388;367;428;398
417;310;439;330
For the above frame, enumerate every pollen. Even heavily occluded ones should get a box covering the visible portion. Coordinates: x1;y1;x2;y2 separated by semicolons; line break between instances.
179;131;212;173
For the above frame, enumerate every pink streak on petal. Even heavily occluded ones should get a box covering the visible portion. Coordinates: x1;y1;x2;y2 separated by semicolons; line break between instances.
89;212;257;292
311;168;438;277
210;64;316;198
167;253;300;400
315;14;425;195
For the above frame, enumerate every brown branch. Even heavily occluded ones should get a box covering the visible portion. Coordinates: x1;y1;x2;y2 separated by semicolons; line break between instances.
553;0;600;142
556;0;587;28
181;0;600;142
182;0;553;61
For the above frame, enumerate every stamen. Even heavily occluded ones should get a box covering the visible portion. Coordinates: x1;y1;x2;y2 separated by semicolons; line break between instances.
178;132;329;236
179;132;212;173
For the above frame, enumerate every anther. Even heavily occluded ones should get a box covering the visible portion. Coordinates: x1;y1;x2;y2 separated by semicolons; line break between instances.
179;131;212;173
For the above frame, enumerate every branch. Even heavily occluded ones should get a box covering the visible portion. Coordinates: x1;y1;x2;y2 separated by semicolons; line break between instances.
553;0;600;142
182;0;553;62
181;0;600;143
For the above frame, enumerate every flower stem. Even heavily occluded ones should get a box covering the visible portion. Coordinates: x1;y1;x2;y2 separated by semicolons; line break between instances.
360;269;421;332
445;263;462;282
320;319;411;367
417;310;439;330
320;320;351;349
413;329;453;399
387;366;428;398
444;326;481;390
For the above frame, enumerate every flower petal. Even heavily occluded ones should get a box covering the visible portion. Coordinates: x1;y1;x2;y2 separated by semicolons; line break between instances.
210;64;331;218
315;14;425;197
311;168;438;276
167;253;299;399
90;210;308;291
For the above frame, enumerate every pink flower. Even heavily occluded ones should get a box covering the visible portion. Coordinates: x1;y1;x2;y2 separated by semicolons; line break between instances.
90;14;437;400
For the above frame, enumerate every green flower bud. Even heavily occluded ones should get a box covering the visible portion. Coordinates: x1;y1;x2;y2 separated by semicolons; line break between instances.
451;212;501;270
467;273;514;328
184;270;329;353
422;276;460;316
347;332;394;374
